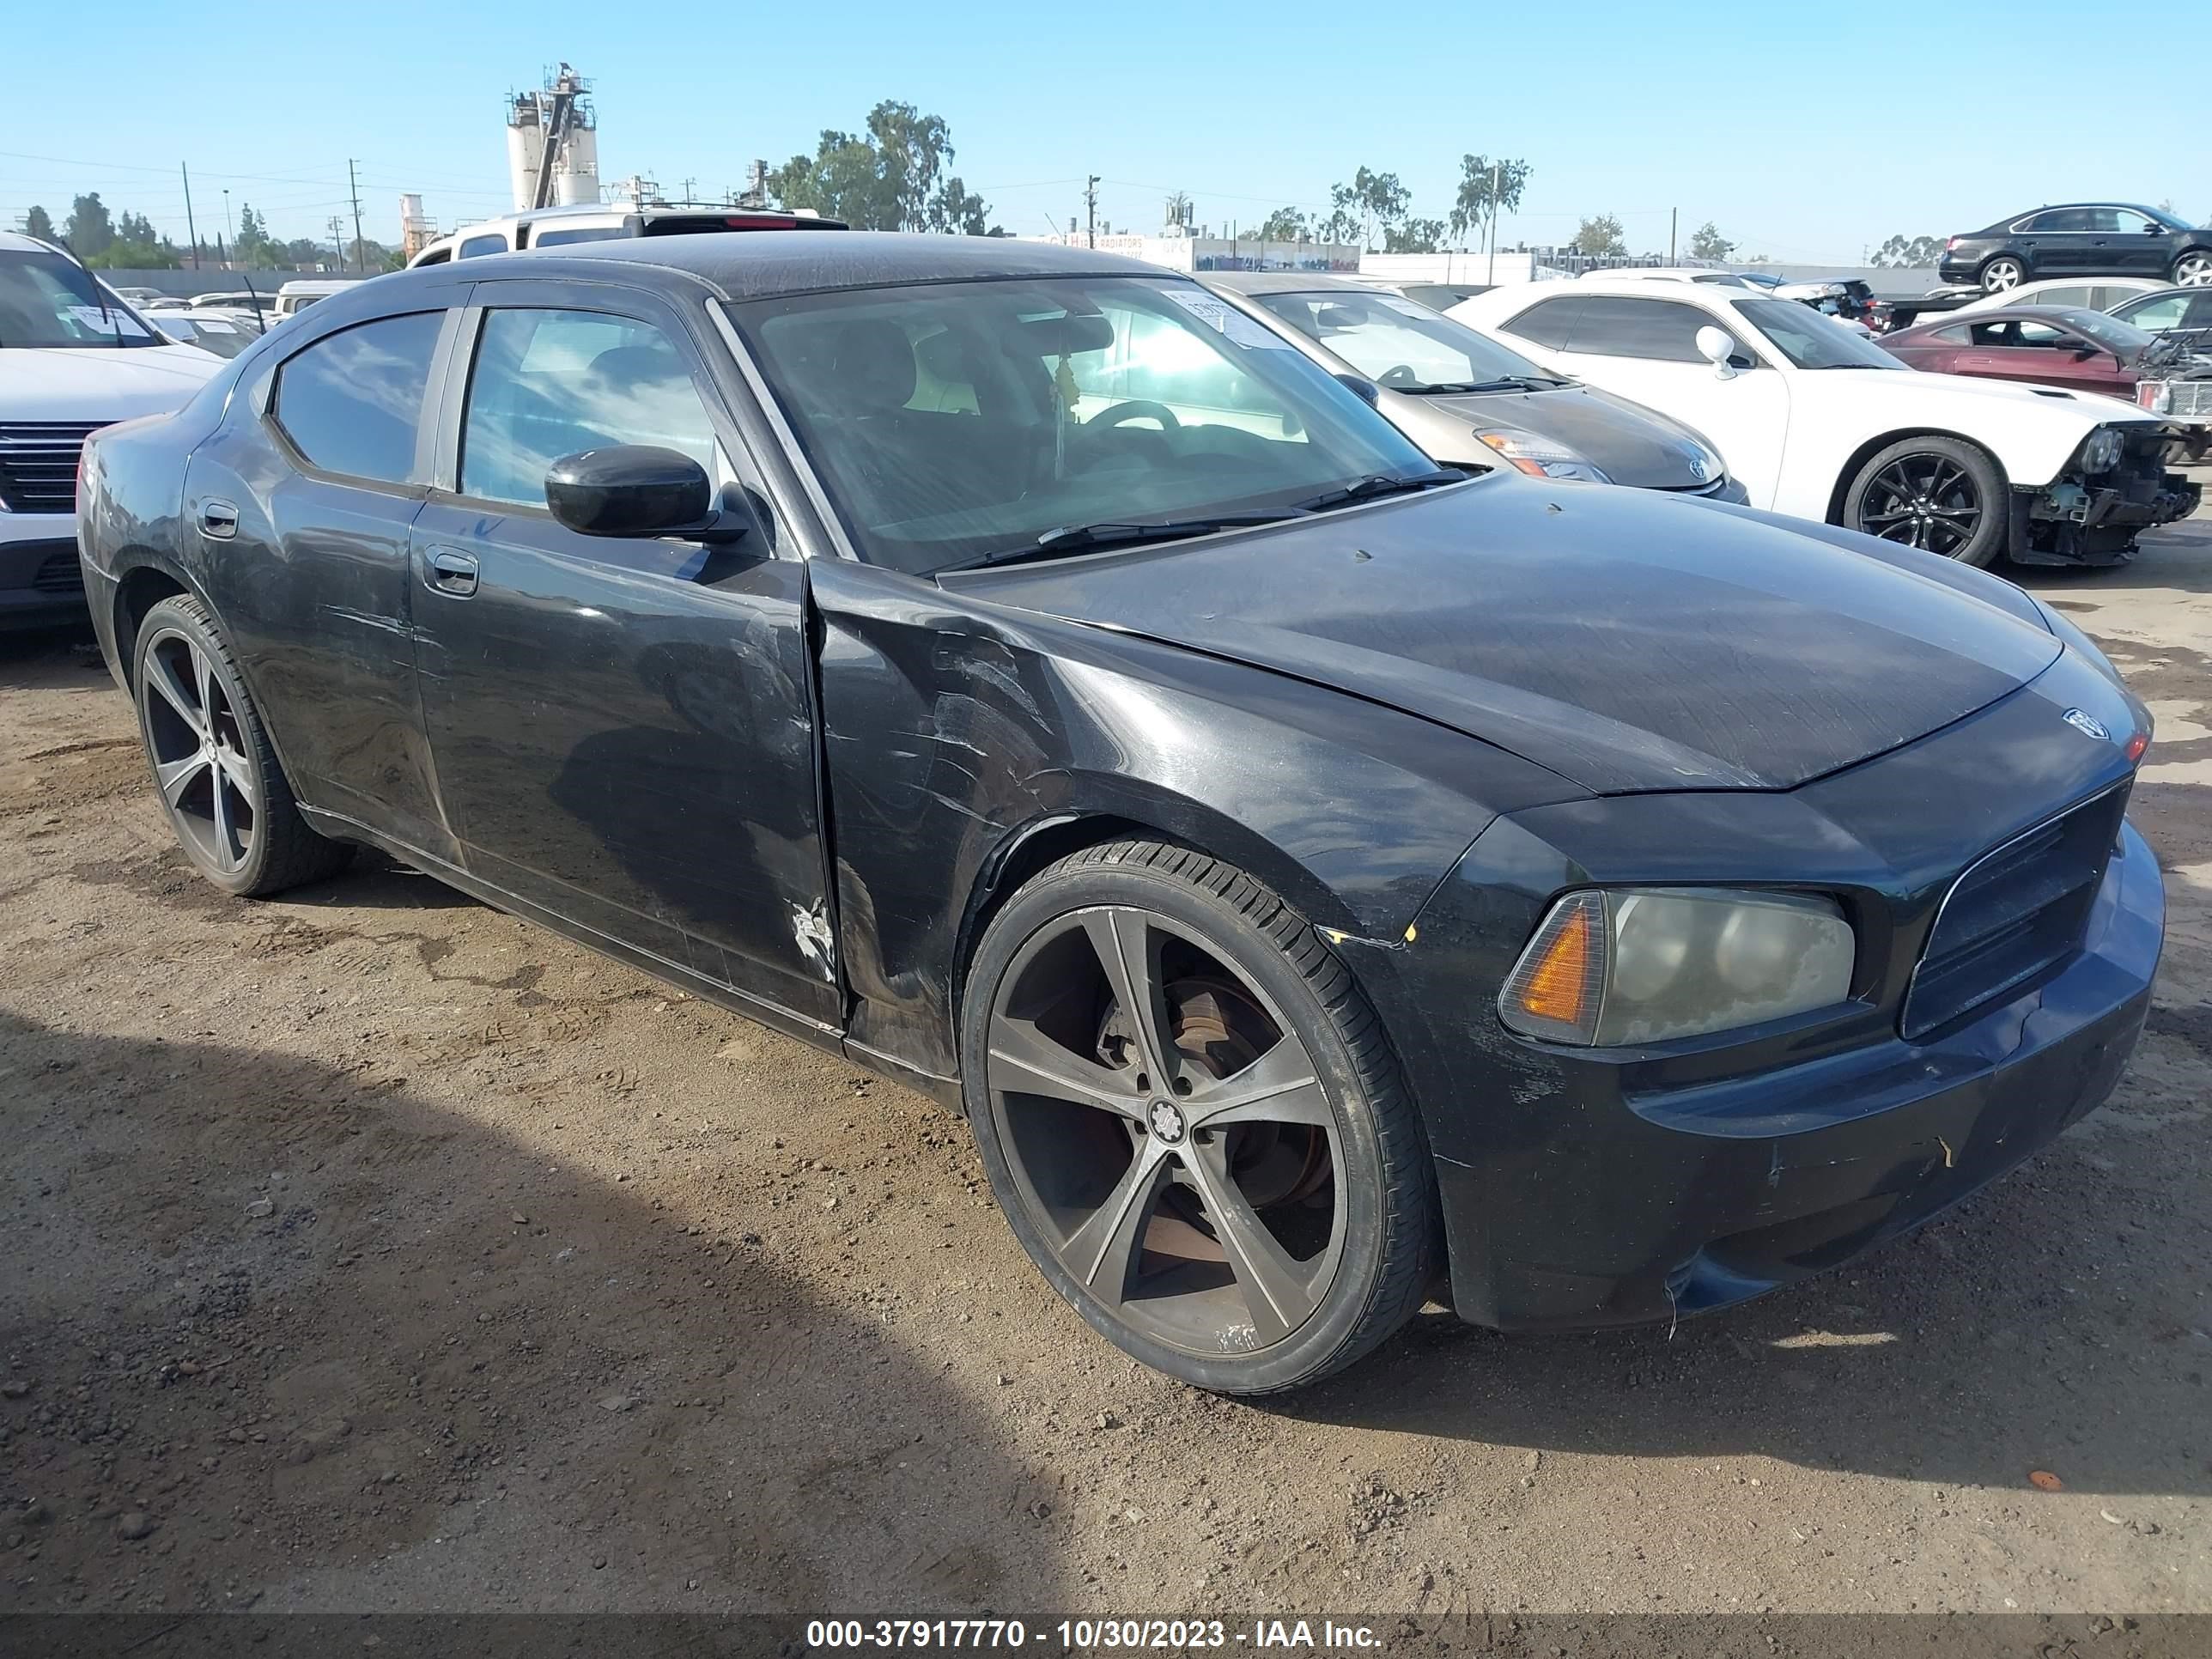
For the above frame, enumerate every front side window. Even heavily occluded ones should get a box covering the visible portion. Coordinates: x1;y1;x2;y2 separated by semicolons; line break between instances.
2120;293;2194;331
2048;309;2151;353
459;234;507;259
270;311;445;483
1559;296;1714;362
732;276;1436;575
459;308;718;507
0;250;161;349
1732;298;1902;370
2027;285;2094;307
1251;289;1558;392
2108;210;2154;235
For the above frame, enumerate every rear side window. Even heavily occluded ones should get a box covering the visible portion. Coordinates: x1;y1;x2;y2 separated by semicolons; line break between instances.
270;311;444;484
1498;296;1583;349
532;226;624;248
1559;296;1712;362
459;234;507;259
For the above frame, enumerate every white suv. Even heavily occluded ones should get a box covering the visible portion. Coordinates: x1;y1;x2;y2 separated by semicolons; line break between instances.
407;202;848;268
1;233;223;629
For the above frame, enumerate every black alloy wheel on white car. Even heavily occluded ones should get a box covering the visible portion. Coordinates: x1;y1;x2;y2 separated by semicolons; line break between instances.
1979;257;2026;293
132;594;352;897
1844;436;2008;567
960;841;1437;1395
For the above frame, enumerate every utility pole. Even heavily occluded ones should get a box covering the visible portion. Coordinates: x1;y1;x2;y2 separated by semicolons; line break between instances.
222;188;234;267
1084;175;1099;248
327;216;345;267
180;163;201;269
347;159;365;274
1669;206;1678;264
1486;161;1501;285
680;176;696;204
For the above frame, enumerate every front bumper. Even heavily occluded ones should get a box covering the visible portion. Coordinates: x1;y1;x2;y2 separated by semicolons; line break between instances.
1341;647;2161;1332
0;528;90;631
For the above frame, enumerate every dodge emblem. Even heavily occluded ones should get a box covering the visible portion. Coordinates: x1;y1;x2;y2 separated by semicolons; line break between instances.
2062;708;2111;742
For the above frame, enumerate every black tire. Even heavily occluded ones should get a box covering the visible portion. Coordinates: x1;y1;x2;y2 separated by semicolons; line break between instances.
960;839;1436;1395
131;593;353;897
1843;435;2009;567
1979;255;2026;294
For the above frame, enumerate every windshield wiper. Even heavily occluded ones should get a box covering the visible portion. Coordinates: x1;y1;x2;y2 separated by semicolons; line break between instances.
1293;471;1463;513
945;513;1299;572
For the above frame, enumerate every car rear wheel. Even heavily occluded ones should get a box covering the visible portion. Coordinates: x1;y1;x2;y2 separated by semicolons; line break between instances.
132;594;353;897
960;840;1436;1395
1979;257;2026;293
2175;251;2212;288
1844;436;2008;567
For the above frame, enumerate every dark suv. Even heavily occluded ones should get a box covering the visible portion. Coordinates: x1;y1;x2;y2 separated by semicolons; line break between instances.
1940;204;2212;294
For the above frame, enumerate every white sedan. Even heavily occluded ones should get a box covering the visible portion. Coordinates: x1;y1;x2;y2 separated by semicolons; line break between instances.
1448;277;2197;566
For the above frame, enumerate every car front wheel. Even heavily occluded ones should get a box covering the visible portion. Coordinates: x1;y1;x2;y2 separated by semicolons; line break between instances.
132;593;353;897
1844;436;2008;566
2175;250;2212;288
960;840;1437;1395
1979;256;2026;293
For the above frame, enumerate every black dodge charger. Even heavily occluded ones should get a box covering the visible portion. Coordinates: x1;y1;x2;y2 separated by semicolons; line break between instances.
77;234;2165;1394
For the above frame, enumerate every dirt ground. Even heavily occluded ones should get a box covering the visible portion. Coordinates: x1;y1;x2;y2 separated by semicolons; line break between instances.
3;495;2209;1627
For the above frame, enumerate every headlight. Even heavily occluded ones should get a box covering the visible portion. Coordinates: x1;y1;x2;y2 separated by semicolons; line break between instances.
2080;428;2124;473
1498;888;1855;1046
1473;426;1611;484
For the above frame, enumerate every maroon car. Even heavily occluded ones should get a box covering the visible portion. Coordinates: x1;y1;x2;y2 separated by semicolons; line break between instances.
1878;305;2157;399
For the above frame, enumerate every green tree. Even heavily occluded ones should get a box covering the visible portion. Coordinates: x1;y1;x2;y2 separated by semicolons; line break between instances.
768;99;997;234
1687;221;1736;261
1571;213;1626;257
1870;233;1942;268
82;208;180;269
1448;155;1532;245
1256;207;1309;242
1382;216;1445;253
22;204;56;240
232;202;281;265
1318;167;1416;251
65;192;115;258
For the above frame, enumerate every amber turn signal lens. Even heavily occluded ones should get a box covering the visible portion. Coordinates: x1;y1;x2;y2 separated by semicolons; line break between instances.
1519;904;1594;1024
1498;890;1609;1043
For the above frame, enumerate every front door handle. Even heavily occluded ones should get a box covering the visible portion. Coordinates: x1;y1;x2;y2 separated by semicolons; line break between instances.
427;548;479;597
198;499;239;539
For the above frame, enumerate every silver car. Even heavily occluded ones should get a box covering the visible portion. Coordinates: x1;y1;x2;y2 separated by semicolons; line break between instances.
1202;272;1743;498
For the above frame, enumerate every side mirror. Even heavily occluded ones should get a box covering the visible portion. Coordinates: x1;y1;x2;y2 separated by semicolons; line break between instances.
1696;325;1741;380
544;446;745;543
1334;372;1382;406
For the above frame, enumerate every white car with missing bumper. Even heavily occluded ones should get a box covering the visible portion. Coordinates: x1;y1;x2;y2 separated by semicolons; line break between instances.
1449;276;2198;566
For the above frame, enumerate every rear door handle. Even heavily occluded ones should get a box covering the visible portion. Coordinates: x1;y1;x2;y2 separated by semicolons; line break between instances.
198;499;238;539
426;547;479;597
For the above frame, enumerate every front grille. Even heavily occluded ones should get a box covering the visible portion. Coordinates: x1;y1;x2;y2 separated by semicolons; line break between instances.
0;421;107;514
1902;786;2130;1040
2162;380;2212;421
30;550;84;595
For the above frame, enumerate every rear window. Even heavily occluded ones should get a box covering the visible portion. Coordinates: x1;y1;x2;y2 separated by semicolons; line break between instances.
270;312;444;484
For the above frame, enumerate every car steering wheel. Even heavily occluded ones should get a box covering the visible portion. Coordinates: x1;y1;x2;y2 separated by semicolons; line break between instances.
1083;399;1182;433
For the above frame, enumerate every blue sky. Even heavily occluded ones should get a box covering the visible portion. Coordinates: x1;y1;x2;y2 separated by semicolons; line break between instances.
8;1;2206;264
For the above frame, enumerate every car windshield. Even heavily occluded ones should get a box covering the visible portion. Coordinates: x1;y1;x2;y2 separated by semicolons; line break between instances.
1247;289;1562;393
732;275;1444;574
0;250;162;349
1732;296;1900;370
2144;206;2193;231
2050;309;2154;354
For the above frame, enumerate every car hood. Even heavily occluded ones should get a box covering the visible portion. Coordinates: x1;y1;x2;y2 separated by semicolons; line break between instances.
1842;365;2154;425
951;477;2064;794
1409;384;1721;490
1;345;224;422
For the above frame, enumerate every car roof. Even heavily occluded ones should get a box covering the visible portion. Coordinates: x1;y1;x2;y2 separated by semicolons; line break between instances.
441;230;1169;300
1580;267;1751;285
0;230;52;253
1200;271;1387;296
1534;276;1744;303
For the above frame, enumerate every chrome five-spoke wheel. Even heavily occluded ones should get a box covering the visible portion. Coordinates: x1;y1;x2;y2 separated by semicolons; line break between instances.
962;842;1434;1394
